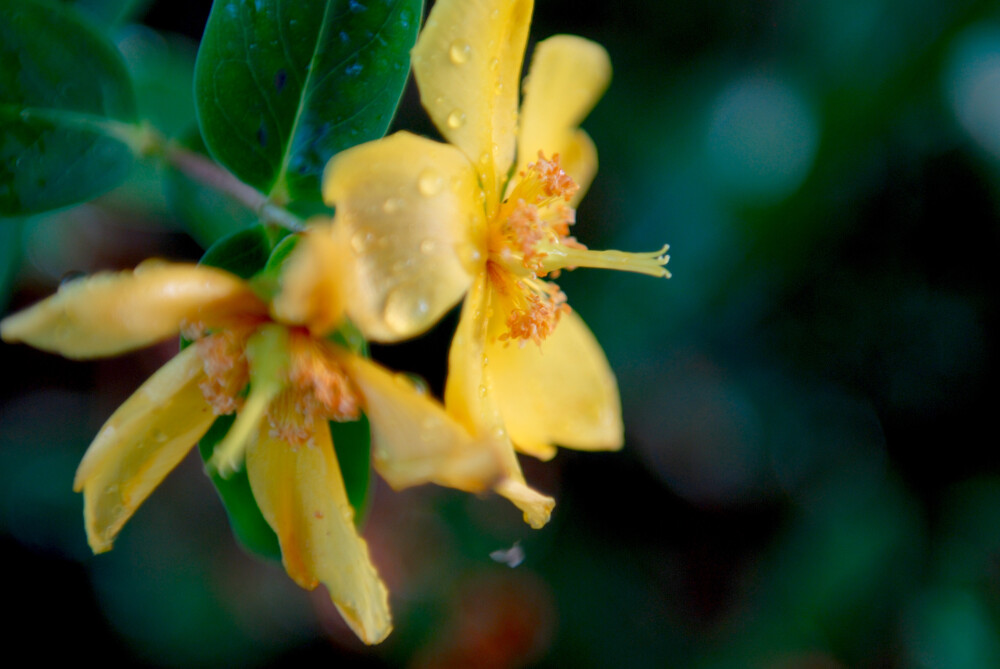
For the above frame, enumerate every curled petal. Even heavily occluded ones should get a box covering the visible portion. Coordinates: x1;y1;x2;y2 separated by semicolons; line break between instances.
486;308;623;456
0;261;264;359
517;35;610;197
74;345;215;553
342;353;500;493
271;224;346;336
246;423;391;645
412;0;533;208
496;477;555;530
322;132;481;342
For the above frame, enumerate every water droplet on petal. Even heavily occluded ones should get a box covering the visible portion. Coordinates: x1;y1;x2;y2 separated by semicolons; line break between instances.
418;169;443;196
478;384;488;397
446;109;466;129
419;239;437;254
152;430;168;443
382;197;402;213
384;291;431;332
489;58;500;73
351;230;375;254
449;40;471;64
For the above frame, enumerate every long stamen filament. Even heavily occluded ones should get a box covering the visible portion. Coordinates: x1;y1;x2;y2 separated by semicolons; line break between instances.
536;244;671;278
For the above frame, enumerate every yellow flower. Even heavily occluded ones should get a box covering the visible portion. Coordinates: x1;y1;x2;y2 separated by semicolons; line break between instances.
0;252;499;644
301;0;669;528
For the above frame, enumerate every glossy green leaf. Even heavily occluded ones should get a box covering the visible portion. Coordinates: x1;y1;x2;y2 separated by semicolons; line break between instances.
198;415;282;561
0;0;140;216
194;0;422;203
165;131;260;248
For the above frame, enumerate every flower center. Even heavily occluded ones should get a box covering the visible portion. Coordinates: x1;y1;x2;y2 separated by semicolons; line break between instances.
486;152;671;346
193;325;360;447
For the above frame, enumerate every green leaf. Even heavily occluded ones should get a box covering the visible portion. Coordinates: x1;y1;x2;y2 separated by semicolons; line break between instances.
198;415;282;561
0;0;140;216
199;223;283;279
165;130;260;248
194;0;422;204
330;415;372;523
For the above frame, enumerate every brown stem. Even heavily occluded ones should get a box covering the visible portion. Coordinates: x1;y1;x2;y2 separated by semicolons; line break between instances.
163;144;305;232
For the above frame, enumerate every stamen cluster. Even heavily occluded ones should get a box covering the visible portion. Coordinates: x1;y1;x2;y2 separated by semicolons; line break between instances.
192;325;361;447
490;152;582;346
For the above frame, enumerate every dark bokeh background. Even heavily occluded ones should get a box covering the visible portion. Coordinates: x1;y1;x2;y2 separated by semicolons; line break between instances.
3;0;1000;666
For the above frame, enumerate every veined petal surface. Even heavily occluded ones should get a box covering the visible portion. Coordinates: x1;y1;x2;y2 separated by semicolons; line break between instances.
322;132;481;342
412;0;533;207
74;345;215;553
0;262;263;358
343;354;499;493
246;423;391;645
517;35;610;195
486;307;623;455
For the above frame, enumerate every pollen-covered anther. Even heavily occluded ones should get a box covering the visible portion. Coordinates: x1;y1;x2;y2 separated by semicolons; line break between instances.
503;199;547;271
266;389;315;447
287;332;362;423
195;328;252;415
526;151;579;202
500;283;570;347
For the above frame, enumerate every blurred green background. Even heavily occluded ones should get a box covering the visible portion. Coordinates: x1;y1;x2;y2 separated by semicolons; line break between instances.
3;0;1000;666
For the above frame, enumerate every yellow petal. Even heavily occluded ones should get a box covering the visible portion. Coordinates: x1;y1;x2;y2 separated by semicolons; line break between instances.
517;35;610;197
74;345;215;553
209;324;289;477
486;306;623;455
0;261;263;359
341;353;500;493
246;423;391;645
322;132;482;342
443;276;554;528
411;0;533;208
271;224;346;336
443;274;499;436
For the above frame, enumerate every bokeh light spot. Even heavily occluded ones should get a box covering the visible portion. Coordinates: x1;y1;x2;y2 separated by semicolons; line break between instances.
705;76;819;202
945;24;1000;160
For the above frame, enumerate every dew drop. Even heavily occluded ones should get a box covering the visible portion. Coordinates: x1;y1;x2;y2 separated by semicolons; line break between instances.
479;152;491;165
448;40;471;65
478;384;488;397
350;230;375;254
384;291;430;332
446;109;466;129
382;197;402;213
419;239;436;254
418;169;443;196
489;57;500;73
152;430;168;443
